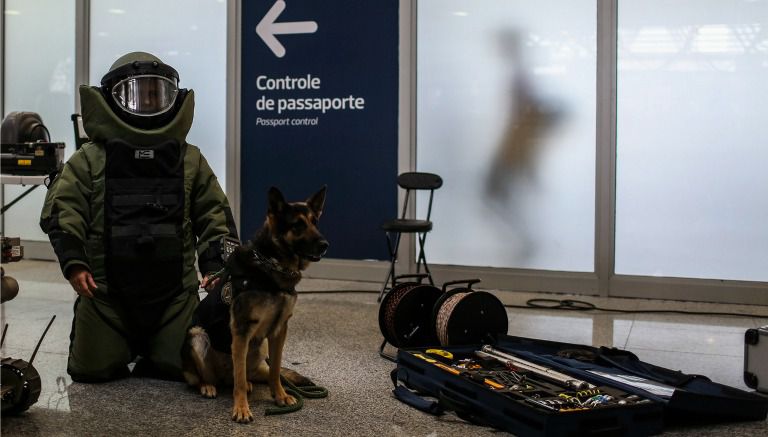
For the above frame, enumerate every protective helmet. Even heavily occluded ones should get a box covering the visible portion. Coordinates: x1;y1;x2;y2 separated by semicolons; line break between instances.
100;52;188;130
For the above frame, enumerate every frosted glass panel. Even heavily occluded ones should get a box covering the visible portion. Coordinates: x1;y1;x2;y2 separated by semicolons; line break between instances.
3;0;75;242
89;0;227;184
615;0;768;281
416;1;596;271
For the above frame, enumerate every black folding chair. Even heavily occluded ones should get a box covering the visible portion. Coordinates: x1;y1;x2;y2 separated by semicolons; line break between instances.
378;172;443;302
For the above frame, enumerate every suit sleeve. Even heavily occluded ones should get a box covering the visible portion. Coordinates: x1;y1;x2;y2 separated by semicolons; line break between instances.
190;152;239;276
39;149;93;278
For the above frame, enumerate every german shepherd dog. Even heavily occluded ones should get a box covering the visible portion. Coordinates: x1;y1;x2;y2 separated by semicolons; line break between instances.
182;186;328;423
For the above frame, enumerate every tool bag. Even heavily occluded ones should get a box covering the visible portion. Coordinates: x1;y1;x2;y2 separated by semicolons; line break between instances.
392;335;768;436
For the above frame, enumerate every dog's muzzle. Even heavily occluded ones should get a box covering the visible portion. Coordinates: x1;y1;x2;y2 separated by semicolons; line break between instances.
302;240;329;262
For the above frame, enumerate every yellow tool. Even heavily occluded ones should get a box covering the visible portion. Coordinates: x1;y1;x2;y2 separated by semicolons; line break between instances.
433;362;461;375
426;349;454;360
412;353;437;363
414;351;503;390
483;378;504;390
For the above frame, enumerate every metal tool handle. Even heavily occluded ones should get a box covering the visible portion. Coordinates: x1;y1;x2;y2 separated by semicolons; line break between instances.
477;346;593;390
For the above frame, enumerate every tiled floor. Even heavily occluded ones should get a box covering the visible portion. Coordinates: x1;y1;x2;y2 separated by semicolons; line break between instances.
1;259;767;436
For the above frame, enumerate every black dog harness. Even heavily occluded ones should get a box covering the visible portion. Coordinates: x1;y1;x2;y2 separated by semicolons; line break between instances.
250;249;301;281
192;249;299;353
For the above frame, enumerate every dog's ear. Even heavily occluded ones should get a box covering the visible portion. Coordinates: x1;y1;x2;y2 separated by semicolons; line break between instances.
306;185;327;218
268;186;287;215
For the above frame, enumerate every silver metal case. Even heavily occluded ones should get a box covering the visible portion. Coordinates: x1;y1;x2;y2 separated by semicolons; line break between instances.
744;326;768;394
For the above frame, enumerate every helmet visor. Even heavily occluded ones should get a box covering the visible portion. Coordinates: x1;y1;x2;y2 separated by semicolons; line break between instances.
111;74;179;116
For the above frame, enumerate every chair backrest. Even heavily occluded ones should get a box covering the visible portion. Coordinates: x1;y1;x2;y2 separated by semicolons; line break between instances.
397;172;443;190
398;172;443;220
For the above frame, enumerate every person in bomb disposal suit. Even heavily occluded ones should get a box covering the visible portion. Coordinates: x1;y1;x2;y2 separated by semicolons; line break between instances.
40;52;237;382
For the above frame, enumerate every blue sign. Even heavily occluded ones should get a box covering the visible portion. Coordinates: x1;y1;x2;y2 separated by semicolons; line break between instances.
241;0;398;260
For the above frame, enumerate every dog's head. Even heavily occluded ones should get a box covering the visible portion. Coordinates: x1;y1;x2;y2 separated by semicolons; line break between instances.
266;186;329;262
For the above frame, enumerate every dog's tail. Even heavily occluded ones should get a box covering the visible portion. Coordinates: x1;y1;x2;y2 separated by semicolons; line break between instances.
252;358;315;387
280;367;315;387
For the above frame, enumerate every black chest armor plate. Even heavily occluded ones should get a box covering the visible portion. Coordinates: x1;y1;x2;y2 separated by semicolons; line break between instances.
103;139;185;330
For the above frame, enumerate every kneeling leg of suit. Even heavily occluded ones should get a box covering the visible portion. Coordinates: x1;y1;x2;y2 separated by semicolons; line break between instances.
67;291;199;382
67;296;132;382
135;290;199;381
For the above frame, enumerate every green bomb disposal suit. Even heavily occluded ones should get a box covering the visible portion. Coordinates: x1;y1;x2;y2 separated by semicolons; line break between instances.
40;53;236;382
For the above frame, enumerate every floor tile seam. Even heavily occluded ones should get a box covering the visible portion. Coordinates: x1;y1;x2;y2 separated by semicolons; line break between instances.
505;311;636;320
498;293;763;312
504;309;761;321
628;346;744;359
628;330;743;347
630;314;764;321
627;325;756;334
0;347;69;357
622;317;636;349
507;297;759;314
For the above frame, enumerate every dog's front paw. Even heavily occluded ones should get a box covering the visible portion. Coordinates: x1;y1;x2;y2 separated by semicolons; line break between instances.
274;392;297;407
232;402;254;423
200;384;217;398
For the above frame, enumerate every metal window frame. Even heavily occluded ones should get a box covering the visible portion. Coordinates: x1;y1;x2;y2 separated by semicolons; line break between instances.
227;0;241;231
1;0;6;123
603;0;766;305
75;0;89;112
595;0;617;298
1;0;6;235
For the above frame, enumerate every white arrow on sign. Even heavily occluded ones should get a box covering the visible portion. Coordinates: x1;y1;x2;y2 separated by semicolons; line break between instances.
256;0;318;58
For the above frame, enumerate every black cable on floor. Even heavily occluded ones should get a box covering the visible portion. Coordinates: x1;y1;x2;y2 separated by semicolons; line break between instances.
298;290;768;319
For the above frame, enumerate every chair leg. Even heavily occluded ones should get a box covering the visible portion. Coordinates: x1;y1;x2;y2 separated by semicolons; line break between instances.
379;270;392;303
378;232;401;302
415;234;426;274
416;232;434;285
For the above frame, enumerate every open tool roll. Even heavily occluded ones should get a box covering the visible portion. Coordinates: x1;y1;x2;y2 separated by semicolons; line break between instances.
432;279;508;346
378;274;442;352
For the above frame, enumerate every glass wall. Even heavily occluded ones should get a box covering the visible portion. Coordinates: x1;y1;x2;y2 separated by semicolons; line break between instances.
2;0;226;245
3;0;76;242
615;0;768;281
416;0;597;271
5;1;766;297
89;0;228;181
